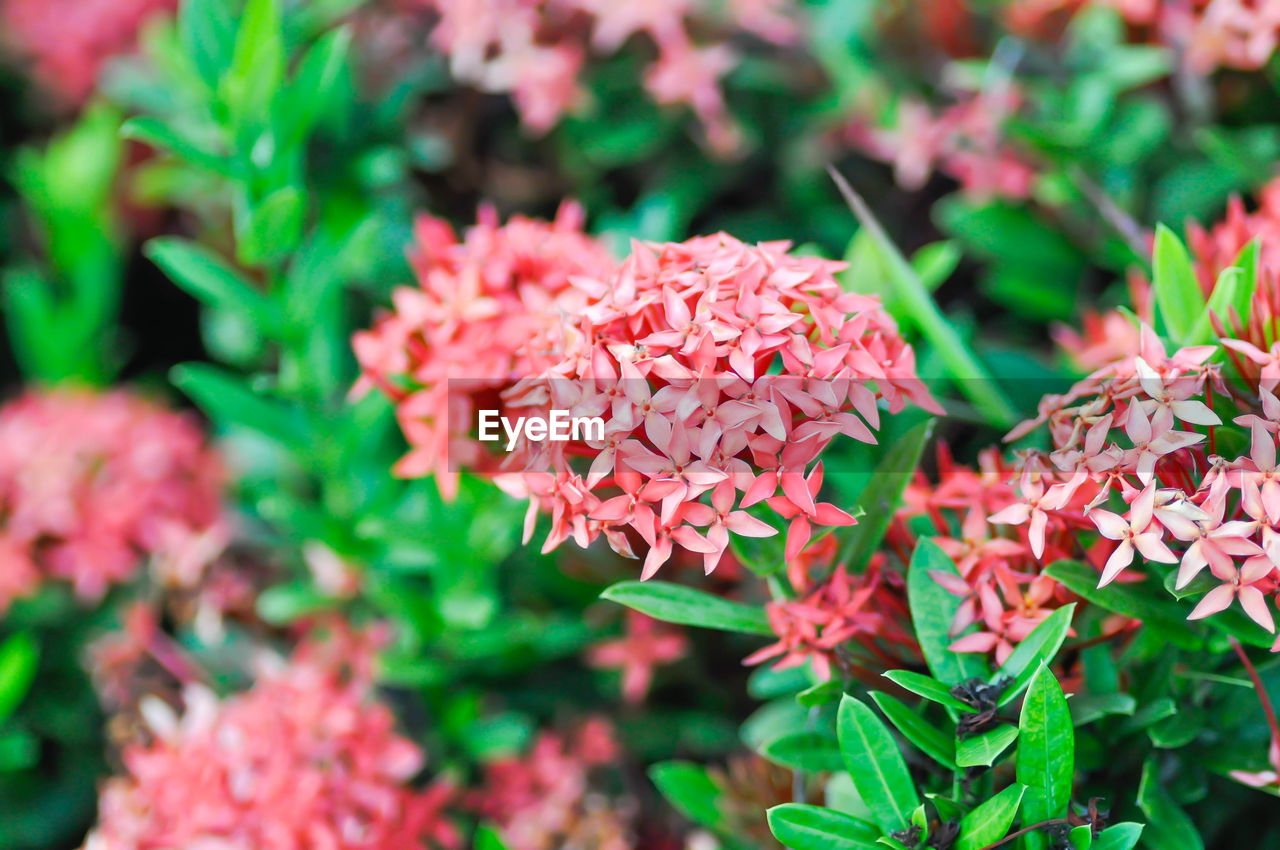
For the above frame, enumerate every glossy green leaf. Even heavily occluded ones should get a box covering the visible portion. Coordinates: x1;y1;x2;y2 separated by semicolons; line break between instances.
882;670;971;713
837;695;919;832
767;803;880;850
907;540;990;685
1017;667;1074;850
761;732;844;772
954;783;1026;850
1152;224;1205;345
994;603;1076;707
0;634;39;725
650;761;723;830
600;581;773;635
1094;823;1144;850
1044;561;1202;650
870;692;957;769
956;724;1018;768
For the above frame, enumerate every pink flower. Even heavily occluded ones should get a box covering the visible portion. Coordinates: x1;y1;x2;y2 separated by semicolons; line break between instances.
470;719;634;850
82;628;461;850
0;0;174;104
0;388;224;611
586;611;688;702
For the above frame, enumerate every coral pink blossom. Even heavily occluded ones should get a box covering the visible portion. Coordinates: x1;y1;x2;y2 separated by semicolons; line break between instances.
82;628;460;850
495;232;938;579
352;203;616;499
0;388;224;611
586;610;688;702
0;0;174;104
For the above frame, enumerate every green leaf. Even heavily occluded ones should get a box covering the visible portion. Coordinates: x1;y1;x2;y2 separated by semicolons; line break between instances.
1017;667;1075;850
907;540;990;685
870;692;957;769
761;732;844;772
828;168;1017;426
837;695;919;832
797;679;844;707
1044;561;1201;650
474;824;511;850
650;762;724;830
994;604;1076;707
956;724;1018;768
255;582;336;625
0;634;39;725
912;241;961;292
1071;824;1094;850
237;185;307;264
1137;760;1202;850
767;803;880;850
1152;224;1205;345
600;581;773;635
170;362;306;444
283;27;352;144
179;0;236;88
121;117;234;176
220;0;284;125
882;670;971;713
837;420;934;570
1069;693;1136;727
954;783;1026;850
146;237;280;331
1094;823;1144;850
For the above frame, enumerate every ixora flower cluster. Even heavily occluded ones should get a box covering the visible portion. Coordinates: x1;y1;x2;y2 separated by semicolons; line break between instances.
0;388;224;611
81;627;461;850
1004;324;1280;643
418;0;800;152
356;207;940;581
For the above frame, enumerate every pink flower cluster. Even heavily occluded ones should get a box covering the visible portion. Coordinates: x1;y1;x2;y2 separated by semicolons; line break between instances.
842;90;1037;201
744;559;916;679
419;0;801;153
82;627;460;850
495;232;939;579
470;718;634;850
0;0;174;104
586;610;688;702
1006;324;1280;643
352;202;616;499
892;448;1091;664
0;388;224;612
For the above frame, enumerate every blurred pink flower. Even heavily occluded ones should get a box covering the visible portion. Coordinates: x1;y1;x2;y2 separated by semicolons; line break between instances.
471;718;634;850
82;627;460;850
0;0;174;104
586;610;688;702
0;388;224;611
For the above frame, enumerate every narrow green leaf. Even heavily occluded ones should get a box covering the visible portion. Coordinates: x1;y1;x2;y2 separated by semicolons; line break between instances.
283;27;352;144
1017;667;1075;850
600;581;772;635
882;670;972;713
837;695;919;832
761;732;844;773
828;167;1017;426
1094;823;1144;850
121;117;234;176
1069;693;1136;727
170;362;306;444
907;540;991;685
220;0;284;124
1070;824;1094;850
954;784;1026;850
0;634;39;725
870;692;957;769
146;237;280;330
1137;760;1203;850
767;803;880;850
797;679;844;707
837;420;934;570
1152;224;1205;345
650;761;724;830
994;604;1076;707
179;0;236;88
956;724;1018;768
